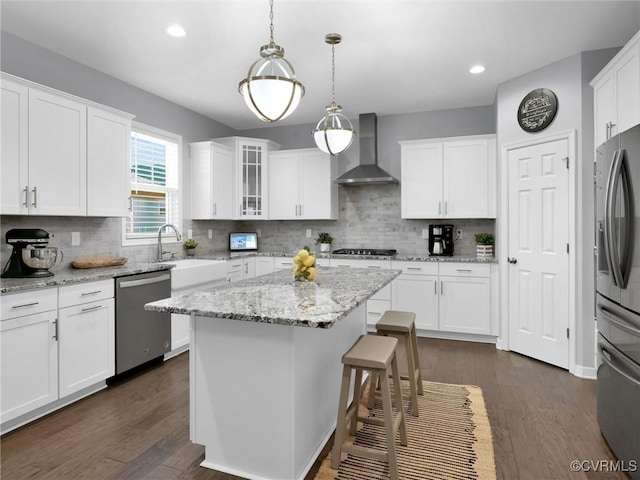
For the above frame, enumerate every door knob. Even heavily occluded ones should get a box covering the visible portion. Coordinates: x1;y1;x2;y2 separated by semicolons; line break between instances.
507;257;518;264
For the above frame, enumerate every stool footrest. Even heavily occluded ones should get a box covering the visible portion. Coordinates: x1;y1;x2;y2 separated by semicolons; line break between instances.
343;443;389;463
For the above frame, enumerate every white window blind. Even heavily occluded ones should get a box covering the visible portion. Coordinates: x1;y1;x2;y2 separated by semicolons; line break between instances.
122;124;182;246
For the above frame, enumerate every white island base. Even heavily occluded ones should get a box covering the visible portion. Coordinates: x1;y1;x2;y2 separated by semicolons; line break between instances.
189;303;366;480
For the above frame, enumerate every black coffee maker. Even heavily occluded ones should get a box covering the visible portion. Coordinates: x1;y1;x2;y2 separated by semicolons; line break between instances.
428;224;454;256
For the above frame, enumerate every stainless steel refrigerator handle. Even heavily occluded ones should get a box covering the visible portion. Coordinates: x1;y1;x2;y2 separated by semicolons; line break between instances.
604;150;622;286
119;273;171;288
599;304;640;337
618;150;635;289
599;341;640;388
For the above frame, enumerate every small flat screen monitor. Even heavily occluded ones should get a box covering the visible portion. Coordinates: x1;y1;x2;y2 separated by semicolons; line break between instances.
229;232;258;252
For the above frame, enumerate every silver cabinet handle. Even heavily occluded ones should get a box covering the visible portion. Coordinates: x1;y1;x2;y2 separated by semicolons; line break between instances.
434;281;437;294
407;267;422;271
336;264;351;268
11;301;39;309
119;273;170;288
81;290;102;296
438;201;442;214
444;201;448;215
299;204;303;216
456;268;472;272
367;266;381;269
52;319;58;340
280;262;293;266
23;186;29;207
81;305;103;312
31;186;37;207
441;281;444;294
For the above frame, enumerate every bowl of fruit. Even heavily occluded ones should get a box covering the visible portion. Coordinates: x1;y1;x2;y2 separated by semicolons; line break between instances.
293;247;316;282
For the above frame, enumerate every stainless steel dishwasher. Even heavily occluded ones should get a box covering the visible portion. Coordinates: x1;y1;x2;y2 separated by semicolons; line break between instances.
112;270;171;380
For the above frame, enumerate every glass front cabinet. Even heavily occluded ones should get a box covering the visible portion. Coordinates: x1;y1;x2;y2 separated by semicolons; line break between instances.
213;137;280;220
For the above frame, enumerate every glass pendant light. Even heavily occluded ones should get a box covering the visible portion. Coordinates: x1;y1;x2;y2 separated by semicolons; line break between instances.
313;33;355;155
238;0;304;123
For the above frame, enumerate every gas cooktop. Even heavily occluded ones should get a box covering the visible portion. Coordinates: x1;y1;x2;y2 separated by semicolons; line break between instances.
332;248;397;256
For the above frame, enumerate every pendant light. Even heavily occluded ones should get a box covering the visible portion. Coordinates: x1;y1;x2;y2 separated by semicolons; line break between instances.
238;0;304;123
312;33;356;155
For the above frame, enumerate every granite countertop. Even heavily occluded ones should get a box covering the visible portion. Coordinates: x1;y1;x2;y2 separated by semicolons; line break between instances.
145;267;401;329
0;262;173;294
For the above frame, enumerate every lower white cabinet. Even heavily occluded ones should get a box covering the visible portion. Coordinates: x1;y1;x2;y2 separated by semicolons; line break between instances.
58;280;115;398
391;261;439;330
254;257;275;277
0;288;58;424
227;257;255;283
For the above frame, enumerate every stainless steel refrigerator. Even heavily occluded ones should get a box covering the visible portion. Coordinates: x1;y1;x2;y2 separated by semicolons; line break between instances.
595;123;640;475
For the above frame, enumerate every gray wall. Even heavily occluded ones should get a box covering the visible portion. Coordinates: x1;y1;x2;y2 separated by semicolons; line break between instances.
495;48;619;371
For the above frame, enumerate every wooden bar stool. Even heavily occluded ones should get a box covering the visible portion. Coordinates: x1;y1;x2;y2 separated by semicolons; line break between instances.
332;334;408;480
369;310;423;416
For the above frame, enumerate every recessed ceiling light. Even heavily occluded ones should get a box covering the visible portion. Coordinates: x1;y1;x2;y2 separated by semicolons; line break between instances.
165;25;186;38
469;65;486;74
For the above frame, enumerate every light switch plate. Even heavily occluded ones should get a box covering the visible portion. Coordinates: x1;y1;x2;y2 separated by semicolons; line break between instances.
208;229;213;240
306;229;312;238
422;229;429;239
71;232;80;246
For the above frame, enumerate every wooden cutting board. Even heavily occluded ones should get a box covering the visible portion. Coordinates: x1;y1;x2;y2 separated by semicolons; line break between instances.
71;256;128;269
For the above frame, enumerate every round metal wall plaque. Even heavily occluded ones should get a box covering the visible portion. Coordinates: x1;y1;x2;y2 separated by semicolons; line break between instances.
517;88;558;132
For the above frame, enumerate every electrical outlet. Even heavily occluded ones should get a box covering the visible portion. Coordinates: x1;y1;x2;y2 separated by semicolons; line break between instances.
71;232;80;246
422;229;429;239
208;229;213;240
257;228;261;238
456;229;463;240
187;229;193;239
306;229;312;238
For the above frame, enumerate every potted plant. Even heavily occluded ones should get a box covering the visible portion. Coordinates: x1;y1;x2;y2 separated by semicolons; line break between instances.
474;233;494;259
315;232;334;253
183;238;199;257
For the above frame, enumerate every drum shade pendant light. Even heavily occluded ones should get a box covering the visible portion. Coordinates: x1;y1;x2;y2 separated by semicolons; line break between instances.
313;33;355;155
238;0;304;123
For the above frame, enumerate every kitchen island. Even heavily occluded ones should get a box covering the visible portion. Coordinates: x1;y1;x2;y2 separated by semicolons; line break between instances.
145;266;400;480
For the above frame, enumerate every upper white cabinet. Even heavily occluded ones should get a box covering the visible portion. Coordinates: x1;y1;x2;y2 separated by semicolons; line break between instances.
87;107;131;217
269;148;338;220
591;31;640;147
190;141;234;219
399;134;496;219
214;136;280;220
0;72;134;217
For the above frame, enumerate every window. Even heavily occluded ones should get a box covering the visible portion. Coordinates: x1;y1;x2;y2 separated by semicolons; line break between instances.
122;123;182;246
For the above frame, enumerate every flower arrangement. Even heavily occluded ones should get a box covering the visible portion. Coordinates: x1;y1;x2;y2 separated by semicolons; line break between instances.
474;233;494;259
293;246;316;281
183;239;199;249
474;233;494;245
315;232;333;253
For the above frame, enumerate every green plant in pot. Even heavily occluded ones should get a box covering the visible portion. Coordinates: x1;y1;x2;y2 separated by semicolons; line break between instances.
315;232;334;253
183;239;199;256
474;233;494;259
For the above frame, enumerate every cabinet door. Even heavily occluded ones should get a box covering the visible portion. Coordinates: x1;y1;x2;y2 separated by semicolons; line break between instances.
594;75;616;147
269;151;299;219
392;275;439;330
401;143;442;218
444;138;490;218
1;312;58;423
299;150;337;219
190;142;214;219
439;276;490;334
28;88;86;216
58;298;115;397
87;107;131;217
254;257;275;277
614;47;640;135
1;78;29;215
238;141;268;219
211;143;235;219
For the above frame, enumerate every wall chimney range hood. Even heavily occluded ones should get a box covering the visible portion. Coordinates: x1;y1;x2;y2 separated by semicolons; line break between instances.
334;113;398;185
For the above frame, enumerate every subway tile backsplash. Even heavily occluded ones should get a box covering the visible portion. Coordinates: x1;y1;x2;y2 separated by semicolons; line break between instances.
1;184;495;268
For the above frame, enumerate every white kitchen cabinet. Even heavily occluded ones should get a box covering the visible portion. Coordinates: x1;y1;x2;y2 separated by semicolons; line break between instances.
391;261;439;331
0;288;58;424
214;136;280;219
1;73;133;217
254;257;275;277
591;31;640;147
400;135;496;219
268;148;338;220
87;106;133;217
226;257;255;283
273;256;329;272
190;141;234;219
1;77;29;215
58;280;115;398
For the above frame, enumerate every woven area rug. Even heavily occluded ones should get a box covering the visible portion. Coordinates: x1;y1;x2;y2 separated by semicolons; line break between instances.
314;380;496;480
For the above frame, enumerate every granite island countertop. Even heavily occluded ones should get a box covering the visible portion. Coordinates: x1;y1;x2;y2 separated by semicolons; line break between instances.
145;266;400;329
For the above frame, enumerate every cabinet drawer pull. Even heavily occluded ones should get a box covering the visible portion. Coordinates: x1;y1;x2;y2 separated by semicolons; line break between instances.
368;311;382;316
81;305;103;312
367;266;381;269
81;290;102;296
456;269;472;272
336;264;351;268
407;267;422;271
11;301;39;309
280;262;293;266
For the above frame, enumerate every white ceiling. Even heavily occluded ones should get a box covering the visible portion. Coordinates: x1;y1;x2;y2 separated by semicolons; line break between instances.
2;0;639;131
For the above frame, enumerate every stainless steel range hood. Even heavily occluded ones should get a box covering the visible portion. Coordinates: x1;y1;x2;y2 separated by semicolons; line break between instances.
334;113;398;185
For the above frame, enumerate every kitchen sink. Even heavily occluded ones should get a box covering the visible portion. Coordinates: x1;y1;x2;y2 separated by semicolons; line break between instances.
162;258;227;290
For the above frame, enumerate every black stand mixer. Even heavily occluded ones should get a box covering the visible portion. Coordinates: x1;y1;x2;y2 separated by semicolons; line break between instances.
1;229;62;278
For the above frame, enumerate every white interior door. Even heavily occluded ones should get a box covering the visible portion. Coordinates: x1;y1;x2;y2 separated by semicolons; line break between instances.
507;138;570;369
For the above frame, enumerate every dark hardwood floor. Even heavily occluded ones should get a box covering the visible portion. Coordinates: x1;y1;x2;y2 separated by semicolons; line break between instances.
1;338;622;480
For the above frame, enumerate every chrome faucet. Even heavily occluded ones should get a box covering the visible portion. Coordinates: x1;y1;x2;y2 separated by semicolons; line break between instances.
157;223;182;260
